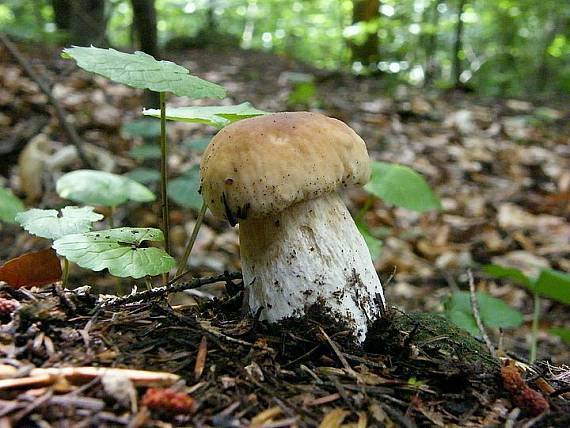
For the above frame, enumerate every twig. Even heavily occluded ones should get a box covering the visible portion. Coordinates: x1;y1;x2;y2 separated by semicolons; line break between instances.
176;201;208;276
101;272;242;308
199;320;275;352
0;32;92;168
467;270;496;358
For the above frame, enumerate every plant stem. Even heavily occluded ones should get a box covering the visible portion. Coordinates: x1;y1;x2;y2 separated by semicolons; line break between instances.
176;201;207;277
62;258;69;287
356;195;374;223
109;206;115;228
530;292;540;363
159;91;170;256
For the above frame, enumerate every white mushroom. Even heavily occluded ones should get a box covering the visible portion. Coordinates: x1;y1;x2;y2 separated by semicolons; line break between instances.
200;112;384;341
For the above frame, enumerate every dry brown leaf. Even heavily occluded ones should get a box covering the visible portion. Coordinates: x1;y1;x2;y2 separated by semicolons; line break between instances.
0;248;62;288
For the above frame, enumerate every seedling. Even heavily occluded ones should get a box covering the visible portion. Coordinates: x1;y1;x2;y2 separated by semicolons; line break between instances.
15;206;103;285
63;46;226;258
484;264;570;362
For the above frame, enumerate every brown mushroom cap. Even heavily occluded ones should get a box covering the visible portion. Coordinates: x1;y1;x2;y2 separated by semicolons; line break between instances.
200;111;371;225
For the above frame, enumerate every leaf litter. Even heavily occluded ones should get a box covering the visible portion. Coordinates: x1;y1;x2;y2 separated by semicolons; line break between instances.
0;42;569;426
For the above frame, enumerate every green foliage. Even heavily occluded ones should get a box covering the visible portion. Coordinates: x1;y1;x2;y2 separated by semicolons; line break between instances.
121;119;161;139
143;103;267;128
124;168;161;185
484;264;570;305
53;227;175;279
167;165;202;210
183;137;212;154
0;187;25;223
129;144;162;160
62;46;226;98
550;327;570;344
364;161;442;212
15;206;103;240
444;291;524;337
57;170;155;207
356;221;382;260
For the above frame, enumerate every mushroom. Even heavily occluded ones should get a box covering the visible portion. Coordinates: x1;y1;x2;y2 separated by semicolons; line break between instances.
200;112;384;341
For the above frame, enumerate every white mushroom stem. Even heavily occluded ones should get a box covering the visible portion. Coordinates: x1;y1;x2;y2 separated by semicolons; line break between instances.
239;192;385;342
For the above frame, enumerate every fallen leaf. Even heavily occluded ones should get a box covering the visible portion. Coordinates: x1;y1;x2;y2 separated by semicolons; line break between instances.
0;248;62;288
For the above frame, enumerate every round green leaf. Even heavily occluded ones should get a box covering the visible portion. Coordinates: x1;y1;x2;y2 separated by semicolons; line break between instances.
0;187;25;223
15;206;103;240
129;144;162;160
62;46;226;99
57;170;155;207
53;227;175;278
121;118;161;139
168;165;202;209
364;161;442;213
124;168;161;185
143;102;267;128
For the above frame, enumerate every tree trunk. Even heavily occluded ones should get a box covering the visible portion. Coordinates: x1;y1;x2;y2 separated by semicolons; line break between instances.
452;0;466;87
50;0;71;31
423;0;442;86
130;0;160;107
350;0;380;66
69;0;107;46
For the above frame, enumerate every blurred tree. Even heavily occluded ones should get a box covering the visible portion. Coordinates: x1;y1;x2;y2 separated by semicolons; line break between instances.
350;0;380;66
50;0;107;45
452;0;466;87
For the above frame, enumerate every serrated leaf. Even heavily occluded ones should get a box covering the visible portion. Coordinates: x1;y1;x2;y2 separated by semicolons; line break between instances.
364;161;442;212
535;269;570;305
143;102;267;128
444;291;523;336
57;170;155;207
124;168;161;185
53;227;175;278
0;248;62;288
121;118;161;139
356;221;382;260
15;206;103;240
129;144;162;160
63;46;226;99
0;187;25;223
484;264;534;289
168;165;202;209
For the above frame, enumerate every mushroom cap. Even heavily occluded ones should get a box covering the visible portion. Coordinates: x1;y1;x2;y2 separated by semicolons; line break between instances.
200;111;371;224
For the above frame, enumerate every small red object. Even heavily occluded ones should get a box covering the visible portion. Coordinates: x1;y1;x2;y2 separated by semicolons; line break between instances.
0;298;20;317
142;388;195;415
501;363;549;416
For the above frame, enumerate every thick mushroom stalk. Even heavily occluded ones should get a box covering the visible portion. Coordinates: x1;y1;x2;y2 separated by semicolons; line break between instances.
239;192;384;342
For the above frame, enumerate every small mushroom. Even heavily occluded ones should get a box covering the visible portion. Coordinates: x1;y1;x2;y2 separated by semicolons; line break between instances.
200;112;384;341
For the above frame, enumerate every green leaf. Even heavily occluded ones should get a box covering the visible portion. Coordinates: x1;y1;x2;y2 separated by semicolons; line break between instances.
15;206;103;240
535;269;570;305
57;170;155;207
550;327;570;344
121;118;161;139
0;187;25;223
167;165;202;209
143;102;267;128
483;264;534;289
62;46;226;99
444;291;523;336
356;221;382;260
124;168;161;185
129;144;162;160
53;227;175;278
363;162;442;212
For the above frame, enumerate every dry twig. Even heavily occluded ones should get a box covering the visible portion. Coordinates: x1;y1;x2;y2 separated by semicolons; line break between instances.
468;270;496;358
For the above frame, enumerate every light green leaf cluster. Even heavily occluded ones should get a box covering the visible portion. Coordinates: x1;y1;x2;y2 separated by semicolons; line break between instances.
62;46;226;99
143;102;267;128
57;170;155;207
53;227;175;278
15;206;103;240
168;165;202;210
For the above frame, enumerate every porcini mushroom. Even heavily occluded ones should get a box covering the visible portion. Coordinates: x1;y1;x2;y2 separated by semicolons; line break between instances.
200;112;384;341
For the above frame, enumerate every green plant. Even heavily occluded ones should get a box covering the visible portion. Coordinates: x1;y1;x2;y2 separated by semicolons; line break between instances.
0;186;25;223
357;161;442;259
484;264;570;362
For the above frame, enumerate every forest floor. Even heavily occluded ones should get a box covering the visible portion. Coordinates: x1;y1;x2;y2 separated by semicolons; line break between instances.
0;41;569;426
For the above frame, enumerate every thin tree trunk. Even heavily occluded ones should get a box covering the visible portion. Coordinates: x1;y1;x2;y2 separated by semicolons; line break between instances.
130;0;160;107
452;0;466;87
69;0;107;46
423;0;442;86
350;0;380;66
